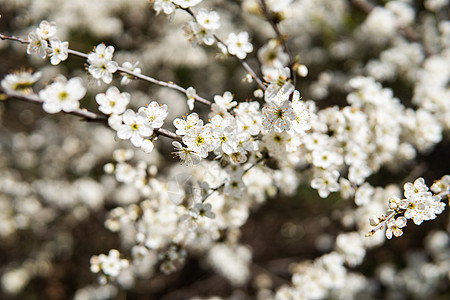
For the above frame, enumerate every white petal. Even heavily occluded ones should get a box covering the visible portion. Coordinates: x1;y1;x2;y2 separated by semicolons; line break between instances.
122;109;136;124
130;132;143;147
141;140;154;153
42;101;61;114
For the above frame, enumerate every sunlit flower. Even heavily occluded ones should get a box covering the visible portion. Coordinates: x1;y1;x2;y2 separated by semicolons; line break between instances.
95;86;130;115
38;76;86;114
87;43;118;84
49;39;69;65
172;141;201;166
26;31;48;59
140;101;168;129
226;32;253;59
35;20;57;40
1;70;41;93
262;99;296;132
116;109;153;147
197;9;220;30
385;217;407;239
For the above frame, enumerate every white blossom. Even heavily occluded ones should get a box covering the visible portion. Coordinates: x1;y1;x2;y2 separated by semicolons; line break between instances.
262;99;296;132
26;31;48;59
90;249;129;277
1;70;41;93
95;86;130;115
87;43;119;84
35;20;57;40
196;9;220;30
226;32;253;59
116;109;153;147
140;101;168;129
48;39;69;65
38;76;86;114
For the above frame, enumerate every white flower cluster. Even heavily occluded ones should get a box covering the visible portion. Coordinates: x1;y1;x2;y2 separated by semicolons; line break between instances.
273;234;368;299
369;176;448;239
185;8;221;46
26;20;68;65
87;43;119;85
1;69;42;94
172;89;311;168
116;101;168;153
0;117;115;295
90;249;129;279
39;75;86;114
1;0;450;299
376;230;450;299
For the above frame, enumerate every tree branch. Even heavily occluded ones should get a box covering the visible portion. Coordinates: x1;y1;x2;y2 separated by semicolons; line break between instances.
0;87;183;142
184;8;267;91
259;0;296;87
1;34;212;106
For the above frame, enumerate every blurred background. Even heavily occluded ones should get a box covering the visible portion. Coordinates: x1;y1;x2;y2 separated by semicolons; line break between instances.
0;0;449;299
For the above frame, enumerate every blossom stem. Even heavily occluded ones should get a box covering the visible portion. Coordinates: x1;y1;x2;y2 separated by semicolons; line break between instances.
0;33;28;44
64;51;212;106
201;156;266;203
438;190;450;198
1;88;105;122
213;32;267;91
259;0;296;87
117;67;212;106
0;87;183;142
367;210;396;236
0;33;212;106
184;8;267;91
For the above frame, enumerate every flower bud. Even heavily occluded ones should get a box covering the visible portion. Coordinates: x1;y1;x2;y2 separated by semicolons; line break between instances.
369;216;380;226
103;163;115;174
388;202;398;210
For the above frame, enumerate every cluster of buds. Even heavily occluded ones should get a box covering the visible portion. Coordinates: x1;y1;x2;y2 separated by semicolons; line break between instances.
368;176;449;239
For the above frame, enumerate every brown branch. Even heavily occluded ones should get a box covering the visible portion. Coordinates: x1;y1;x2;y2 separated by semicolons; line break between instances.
1;88;106;122
184;8;267;91
0;33;29;44
0;87;183;142
367;210;396;236
1;34;212;106
259;0;296;87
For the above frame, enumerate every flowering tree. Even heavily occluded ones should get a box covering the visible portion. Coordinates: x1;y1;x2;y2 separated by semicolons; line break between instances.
0;0;449;299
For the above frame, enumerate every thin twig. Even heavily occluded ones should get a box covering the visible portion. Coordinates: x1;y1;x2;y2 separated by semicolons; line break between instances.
201;156;266;203
0;88;183;142
367;210;396;236
0;33;29;44
185;8;267;91
117;66;212;106
213;32;267;91
259;0;296;87
1;34;212;106
2;88;106;122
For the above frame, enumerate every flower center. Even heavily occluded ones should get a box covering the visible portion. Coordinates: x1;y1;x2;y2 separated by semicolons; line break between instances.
196;136;205;145
59;91;68;100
